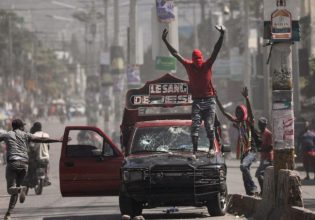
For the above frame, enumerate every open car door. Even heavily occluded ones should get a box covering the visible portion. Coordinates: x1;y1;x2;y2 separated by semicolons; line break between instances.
59;126;124;197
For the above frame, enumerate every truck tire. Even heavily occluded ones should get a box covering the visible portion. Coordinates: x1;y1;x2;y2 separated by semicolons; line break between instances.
207;186;227;216
119;192;142;217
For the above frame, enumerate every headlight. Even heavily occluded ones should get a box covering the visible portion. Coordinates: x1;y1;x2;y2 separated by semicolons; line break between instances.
123;170;144;182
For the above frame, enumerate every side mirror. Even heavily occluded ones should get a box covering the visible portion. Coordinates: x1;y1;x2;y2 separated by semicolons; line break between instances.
221;144;231;153
91;149;102;157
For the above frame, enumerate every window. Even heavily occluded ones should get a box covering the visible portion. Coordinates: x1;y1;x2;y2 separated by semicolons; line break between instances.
131;126;208;153
66;130;104;158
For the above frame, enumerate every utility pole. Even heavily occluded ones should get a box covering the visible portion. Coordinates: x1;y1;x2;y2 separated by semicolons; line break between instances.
243;0;251;100
129;0;137;65
126;0;142;89
8;13;14;87
263;0;302;208
152;1;178;75
101;0;114;135
103;0;109;51
192;4;199;49
113;0;119;46
292;42;301;116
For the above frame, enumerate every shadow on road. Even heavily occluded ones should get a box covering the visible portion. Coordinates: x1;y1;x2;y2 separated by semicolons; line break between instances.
304;198;315;211
143;213;208;219
44;215;120;220
42;212;209;220
301;179;315;185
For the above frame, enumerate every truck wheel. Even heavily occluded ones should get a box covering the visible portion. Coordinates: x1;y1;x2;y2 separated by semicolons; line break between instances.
207;187;227;216
119;192;142;217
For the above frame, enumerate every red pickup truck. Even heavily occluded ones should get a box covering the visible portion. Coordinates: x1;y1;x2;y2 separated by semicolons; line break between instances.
59;74;230;217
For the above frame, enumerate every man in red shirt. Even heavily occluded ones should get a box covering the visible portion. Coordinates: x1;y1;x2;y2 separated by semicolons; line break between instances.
162;25;225;157
254;117;273;195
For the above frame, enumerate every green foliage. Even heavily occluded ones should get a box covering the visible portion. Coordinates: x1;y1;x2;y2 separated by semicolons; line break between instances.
309;57;315;75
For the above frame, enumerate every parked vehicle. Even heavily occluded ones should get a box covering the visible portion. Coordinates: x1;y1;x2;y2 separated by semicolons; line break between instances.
59;74;230;218
69;103;86;116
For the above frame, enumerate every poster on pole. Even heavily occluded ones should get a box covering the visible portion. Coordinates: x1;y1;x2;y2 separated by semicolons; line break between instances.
156;0;175;23
127;65;141;86
272;109;294;149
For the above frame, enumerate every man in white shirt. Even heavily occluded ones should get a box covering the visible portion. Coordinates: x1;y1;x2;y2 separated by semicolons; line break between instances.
30;122;51;185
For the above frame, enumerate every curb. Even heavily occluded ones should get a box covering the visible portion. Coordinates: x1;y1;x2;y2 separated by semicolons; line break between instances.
227;194;315;220
227;194;261;217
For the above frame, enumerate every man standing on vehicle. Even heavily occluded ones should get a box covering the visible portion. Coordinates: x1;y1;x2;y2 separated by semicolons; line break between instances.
3;118;65;220
162;25;225;157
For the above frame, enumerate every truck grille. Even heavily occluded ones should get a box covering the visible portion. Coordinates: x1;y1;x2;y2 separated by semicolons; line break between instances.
148;165;220;195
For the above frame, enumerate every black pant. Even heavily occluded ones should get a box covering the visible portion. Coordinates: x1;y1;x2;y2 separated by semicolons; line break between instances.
6;161;28;212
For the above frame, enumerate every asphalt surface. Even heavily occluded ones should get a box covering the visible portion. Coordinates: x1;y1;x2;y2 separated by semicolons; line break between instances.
0;116;314;220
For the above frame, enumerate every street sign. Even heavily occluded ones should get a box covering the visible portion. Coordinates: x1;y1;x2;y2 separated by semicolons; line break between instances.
127;65;141;86
110;46;125;74
155;56;176;71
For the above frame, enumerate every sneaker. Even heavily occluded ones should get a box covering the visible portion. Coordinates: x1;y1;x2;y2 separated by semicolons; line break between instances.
4;212;11;220
19;186;27;203
190;154;196;160
207;149;215;157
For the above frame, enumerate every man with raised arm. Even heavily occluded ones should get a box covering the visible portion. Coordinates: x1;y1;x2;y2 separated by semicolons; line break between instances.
216;87;258;196
162;25;225;158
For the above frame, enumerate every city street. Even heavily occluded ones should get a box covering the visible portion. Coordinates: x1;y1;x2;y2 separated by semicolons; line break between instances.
0;117;314;220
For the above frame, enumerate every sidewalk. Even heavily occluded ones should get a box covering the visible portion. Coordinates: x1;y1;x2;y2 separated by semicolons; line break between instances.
225;156;315;213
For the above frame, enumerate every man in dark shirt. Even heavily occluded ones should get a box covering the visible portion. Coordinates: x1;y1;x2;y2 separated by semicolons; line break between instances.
162;25;225;158
3;119;65;220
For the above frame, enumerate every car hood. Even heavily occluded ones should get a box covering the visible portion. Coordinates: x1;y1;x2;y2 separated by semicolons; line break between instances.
123;152;225;169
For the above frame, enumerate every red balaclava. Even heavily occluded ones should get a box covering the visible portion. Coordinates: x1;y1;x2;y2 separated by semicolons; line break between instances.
192;49;204;67
235;104;248;121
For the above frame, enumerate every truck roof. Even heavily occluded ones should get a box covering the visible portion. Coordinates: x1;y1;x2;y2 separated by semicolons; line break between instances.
134;120;192;128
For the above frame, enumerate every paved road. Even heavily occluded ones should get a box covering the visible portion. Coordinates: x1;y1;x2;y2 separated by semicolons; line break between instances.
0;116;314;220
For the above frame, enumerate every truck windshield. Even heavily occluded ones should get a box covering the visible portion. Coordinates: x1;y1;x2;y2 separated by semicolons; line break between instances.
131;126;209;154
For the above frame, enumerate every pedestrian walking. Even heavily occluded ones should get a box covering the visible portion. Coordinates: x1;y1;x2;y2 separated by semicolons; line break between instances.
3;118;66;220
298;121;315;180
162;25;225;158
216;87;258;195
254;117;273;195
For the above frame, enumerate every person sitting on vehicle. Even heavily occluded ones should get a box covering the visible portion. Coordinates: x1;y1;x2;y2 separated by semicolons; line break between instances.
3;118;67;220
216;87;258;196
30;122;51;185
